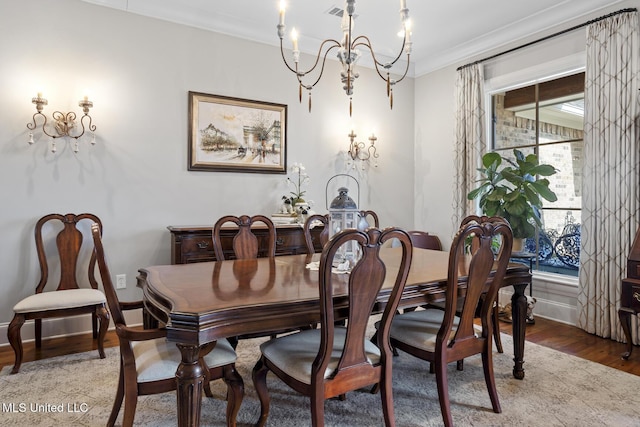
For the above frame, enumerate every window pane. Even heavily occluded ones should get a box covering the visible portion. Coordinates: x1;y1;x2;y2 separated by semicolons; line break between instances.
538;142;582;212
491;73;583;277
493;93;537;150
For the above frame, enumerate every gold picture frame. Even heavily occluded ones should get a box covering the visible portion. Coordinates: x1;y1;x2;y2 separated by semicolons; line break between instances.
188;92;287;173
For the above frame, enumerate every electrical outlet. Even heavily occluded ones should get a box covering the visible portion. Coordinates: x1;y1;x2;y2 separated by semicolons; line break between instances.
116;274;126;289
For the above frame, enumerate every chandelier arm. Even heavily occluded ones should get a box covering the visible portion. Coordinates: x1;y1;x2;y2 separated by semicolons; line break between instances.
356;39;411;87
351;40;395;82
299;43;342;90
390;53;411;85
281;38;342;78
352;34;406;68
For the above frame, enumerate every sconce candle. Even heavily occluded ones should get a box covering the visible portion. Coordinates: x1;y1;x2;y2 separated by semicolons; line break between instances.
27;93;97;153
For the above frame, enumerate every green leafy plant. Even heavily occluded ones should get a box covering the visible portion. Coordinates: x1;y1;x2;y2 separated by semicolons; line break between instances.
467;149;558;239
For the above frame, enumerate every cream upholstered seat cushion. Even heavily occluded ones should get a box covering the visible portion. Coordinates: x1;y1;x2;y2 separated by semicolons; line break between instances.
389;309;480;352
13;289;106;313
132;338;237;383
259;327;381;385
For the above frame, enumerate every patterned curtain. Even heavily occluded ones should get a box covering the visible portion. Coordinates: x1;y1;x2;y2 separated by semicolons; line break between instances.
453;64;485;229
577;11;640;344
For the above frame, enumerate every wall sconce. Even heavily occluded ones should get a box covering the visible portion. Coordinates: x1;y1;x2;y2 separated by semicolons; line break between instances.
27;93;96;153
347;130;379;169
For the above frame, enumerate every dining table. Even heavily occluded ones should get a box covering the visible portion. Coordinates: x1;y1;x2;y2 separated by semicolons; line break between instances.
137;247;531;427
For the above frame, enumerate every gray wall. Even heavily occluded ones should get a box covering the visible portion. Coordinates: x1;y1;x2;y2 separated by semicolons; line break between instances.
0;0;415;342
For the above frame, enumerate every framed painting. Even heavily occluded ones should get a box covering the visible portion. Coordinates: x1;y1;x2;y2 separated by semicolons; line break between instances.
188;92;287;173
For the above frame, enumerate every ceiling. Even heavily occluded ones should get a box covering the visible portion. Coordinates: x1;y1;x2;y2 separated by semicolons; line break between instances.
81;0;625;76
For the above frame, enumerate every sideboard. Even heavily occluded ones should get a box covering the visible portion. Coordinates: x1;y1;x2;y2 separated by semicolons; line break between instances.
168;224;324;264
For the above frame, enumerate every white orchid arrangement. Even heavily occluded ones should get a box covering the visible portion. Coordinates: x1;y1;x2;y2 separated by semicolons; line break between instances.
284;162;310;205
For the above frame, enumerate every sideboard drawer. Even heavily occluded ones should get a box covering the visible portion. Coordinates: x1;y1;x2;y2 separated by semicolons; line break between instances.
621;278;640;312
181;235;214;253
274;228;307;255
168;224;323;264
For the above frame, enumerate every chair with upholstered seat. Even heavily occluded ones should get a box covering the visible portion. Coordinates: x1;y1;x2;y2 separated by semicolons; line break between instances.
303;214;330;254
359;209;380;229
410;227;504;355
399;230;443;326
7;213;110;374
91;224;243;427
386;216;512;427
252;227;413;427
214;214;282;344
407;230;442;251
213;214;276;260
459;216;505;354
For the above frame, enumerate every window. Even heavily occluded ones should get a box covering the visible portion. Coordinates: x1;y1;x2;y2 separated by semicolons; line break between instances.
491;73;584;277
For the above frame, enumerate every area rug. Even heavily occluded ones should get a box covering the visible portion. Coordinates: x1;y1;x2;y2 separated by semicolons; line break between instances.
1;328;639;426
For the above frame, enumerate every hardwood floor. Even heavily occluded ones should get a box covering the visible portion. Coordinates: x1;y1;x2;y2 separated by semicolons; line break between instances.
497;316;640;376
1;317;639;376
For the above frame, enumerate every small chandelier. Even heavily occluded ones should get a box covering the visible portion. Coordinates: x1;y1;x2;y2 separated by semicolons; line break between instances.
347;130;378;168
27;92;97;153
277;0;412;117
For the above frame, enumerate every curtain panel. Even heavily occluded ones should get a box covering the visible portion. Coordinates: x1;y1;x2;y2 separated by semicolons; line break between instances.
578;11;640;344
453;64;485;229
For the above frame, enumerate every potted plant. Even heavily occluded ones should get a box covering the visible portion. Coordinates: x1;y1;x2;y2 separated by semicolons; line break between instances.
467;149;558;251
285;162;310;205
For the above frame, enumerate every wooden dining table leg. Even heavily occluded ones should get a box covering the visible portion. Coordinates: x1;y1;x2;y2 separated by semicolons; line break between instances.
510;282;529;379
176;343;205;427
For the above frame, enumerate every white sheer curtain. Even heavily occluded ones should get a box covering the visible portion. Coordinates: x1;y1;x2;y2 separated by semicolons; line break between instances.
577;11;640;343
453;64;485;229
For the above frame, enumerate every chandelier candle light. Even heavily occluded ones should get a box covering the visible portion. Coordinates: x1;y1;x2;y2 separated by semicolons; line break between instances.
27;92;96;153
277;0;412;116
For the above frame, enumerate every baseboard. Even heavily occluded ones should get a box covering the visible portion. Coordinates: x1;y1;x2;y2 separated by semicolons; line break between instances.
0;311;143;348
499;286;578;326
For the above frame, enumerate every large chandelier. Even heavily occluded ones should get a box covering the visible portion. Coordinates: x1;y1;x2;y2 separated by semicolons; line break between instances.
277;0;411;116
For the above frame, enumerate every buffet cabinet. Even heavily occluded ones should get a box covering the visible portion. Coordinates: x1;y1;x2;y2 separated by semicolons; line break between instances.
168;224;323;264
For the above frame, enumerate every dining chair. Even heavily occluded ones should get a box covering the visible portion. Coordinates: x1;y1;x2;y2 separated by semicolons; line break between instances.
399;230;443;330
459;215;506;354
7;213;110;374
359;209;380;229
213;214;276;260
412;226;504;356
213;214;282;344
91;224;244;427
386;215;512;427
407;230;442;250
303;214;329;254
252;227;413;427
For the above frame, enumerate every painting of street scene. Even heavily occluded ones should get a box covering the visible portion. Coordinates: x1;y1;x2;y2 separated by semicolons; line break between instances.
188;92;287;173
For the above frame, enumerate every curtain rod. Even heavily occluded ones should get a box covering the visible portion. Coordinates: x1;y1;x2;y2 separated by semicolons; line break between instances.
457;7;637;71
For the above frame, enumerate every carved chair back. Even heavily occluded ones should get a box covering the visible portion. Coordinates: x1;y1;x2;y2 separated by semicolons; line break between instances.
213;215;276;260
407;230;443;251
35;213;102;293
303;214;329;254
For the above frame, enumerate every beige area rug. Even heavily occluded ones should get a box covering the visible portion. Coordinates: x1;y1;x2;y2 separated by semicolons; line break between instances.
1;329;639;427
